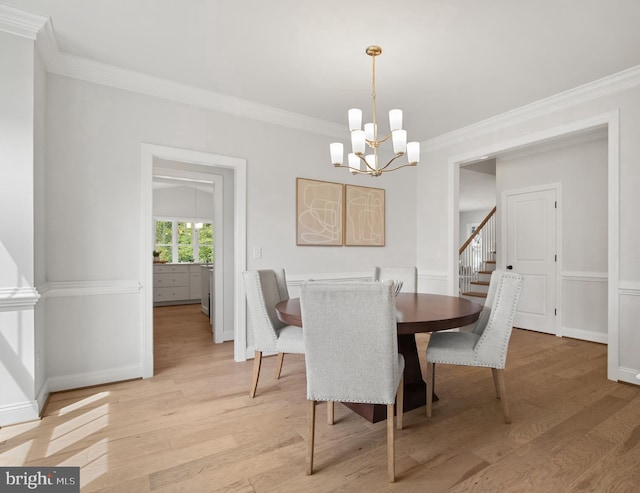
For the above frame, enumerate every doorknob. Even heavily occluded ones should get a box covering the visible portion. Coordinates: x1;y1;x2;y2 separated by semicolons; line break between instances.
506;265;513;270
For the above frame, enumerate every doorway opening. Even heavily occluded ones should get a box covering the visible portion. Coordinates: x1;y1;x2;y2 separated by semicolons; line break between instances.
141;144;247;379
448;110;619;381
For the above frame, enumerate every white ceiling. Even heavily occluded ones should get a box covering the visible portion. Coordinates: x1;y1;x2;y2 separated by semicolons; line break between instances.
5;0;640;141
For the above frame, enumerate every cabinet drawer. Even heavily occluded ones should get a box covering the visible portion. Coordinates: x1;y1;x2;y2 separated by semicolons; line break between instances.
153;264;189;274
153;272;189;287
153;286;190;302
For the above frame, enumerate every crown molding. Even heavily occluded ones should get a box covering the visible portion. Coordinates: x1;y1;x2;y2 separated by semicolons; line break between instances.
45;52;347;138
424;64;640;152
0;3;48;39
1;4;345;138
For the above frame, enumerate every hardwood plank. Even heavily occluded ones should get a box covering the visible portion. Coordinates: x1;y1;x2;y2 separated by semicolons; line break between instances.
1;304;640;492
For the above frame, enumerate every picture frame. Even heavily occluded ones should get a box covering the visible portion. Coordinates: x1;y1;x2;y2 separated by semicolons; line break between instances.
296;178;344;246
344;184;385;246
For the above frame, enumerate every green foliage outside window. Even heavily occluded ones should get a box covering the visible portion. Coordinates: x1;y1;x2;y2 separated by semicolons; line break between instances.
154;219;213;264
198;223;214;263
177;222;194;262
155;221;173;262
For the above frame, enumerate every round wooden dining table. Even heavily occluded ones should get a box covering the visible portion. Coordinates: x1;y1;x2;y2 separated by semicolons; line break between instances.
275;292;483;423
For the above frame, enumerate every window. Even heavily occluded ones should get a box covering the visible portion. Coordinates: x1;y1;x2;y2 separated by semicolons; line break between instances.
155;220;173;262
198;223;213;263
154;218;213;263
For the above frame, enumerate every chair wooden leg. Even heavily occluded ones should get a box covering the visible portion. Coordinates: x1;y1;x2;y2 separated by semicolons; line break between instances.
396;374;404;430
426;361;434;417
387;403;395;483
327;401;334;425
491;367;501;399
275;352;285;379
495;368;512;424
249;351;262;398
307;400;316;475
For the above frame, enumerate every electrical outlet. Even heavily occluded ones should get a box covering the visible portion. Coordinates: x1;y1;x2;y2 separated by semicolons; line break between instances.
253;247;262;259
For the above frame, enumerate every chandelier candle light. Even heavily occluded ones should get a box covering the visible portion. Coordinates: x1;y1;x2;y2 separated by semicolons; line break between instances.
330;45;420;177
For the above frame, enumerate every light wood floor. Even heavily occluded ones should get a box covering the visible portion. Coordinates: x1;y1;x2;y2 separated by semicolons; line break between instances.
2;304;640;492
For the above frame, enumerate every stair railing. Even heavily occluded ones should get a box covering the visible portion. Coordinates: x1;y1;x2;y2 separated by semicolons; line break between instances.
459;206;496;295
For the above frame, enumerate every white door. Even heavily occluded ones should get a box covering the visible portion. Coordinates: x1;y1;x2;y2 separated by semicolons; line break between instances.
504;187;557;334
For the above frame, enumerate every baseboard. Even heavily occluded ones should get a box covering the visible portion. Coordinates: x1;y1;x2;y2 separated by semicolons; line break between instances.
153;299;200;307
0;400;40;427
47;364;143;392
561;326;608;344
617;367;640;385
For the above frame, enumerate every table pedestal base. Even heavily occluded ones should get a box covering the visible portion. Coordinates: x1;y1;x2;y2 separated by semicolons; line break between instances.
342;333;437;423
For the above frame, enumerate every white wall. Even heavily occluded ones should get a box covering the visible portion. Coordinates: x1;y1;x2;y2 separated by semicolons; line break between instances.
153;185;214;221
0;31;39;425
41;73;417;392
497;136;608;342
417;81;640;384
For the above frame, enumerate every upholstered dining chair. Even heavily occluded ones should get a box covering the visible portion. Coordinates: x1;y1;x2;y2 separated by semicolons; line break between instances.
373;266;417;292
242;269;304;398
425;271;523;423
469;269;506;335
300;280;405;483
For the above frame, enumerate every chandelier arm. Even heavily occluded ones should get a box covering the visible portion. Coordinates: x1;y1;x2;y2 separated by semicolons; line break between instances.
333;164;367;173
378;152;405;171
357;153;378;173
378;162;418;173
365;133;392;147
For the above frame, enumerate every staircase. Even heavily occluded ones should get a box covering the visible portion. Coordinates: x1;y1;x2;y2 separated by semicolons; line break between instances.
459;207;496;302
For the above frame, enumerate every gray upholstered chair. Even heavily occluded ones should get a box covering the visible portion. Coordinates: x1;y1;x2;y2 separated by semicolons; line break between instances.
426;271;523;423
470;269;506;335
242;269;304;398
373;266;417;292
300;280;405;483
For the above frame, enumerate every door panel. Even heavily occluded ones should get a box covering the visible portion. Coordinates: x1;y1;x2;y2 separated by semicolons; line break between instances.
505;188;557;334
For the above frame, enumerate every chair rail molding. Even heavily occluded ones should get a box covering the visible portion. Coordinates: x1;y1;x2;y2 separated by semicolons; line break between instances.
561;271;608;283
39;280;142;298
619;281;640;296
0;286;41;311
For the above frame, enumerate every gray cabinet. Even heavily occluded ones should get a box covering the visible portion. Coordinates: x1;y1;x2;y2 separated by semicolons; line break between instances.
201;266;214;316
153;263;207;305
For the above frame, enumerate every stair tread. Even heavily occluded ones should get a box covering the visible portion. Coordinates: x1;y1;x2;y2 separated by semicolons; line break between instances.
485;260;496;264
478;270;493;274
470;281;490;286
462;291;488;298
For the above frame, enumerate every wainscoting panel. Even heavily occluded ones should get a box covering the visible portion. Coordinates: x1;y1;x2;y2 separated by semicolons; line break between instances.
43;282;143;392
561;271;608;343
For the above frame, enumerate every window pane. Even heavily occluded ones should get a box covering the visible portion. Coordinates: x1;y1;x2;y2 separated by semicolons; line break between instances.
198;223;213;263
178;222;193;244
155;221;172;244
178;245;194;263
177;222;194;262
155;221;173;262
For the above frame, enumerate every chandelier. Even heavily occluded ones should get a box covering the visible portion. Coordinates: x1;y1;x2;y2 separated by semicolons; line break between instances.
330;45;420;177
